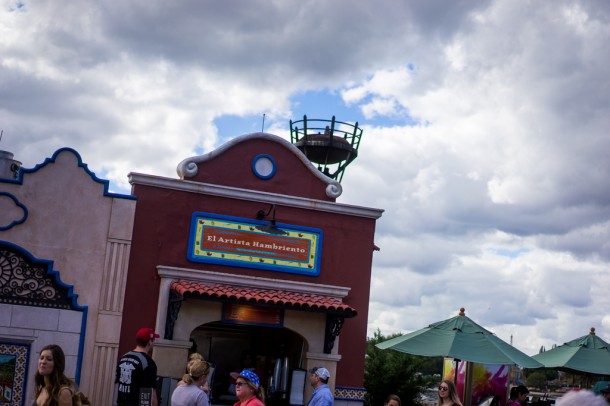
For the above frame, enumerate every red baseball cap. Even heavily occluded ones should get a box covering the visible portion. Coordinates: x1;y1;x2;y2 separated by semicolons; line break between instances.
136;327;160;342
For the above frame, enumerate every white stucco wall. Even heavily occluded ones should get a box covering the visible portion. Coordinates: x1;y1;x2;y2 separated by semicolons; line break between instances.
0;304;83;379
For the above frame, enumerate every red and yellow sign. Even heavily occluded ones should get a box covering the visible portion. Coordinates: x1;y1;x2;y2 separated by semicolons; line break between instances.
187;212;323;276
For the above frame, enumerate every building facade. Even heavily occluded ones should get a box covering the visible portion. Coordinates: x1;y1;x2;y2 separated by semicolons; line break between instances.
0;148;136;405
120;133;382;406
0;131;381;406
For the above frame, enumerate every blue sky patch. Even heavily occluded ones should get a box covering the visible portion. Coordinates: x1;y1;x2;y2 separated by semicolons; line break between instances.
491;248;531;258
213;88;416;142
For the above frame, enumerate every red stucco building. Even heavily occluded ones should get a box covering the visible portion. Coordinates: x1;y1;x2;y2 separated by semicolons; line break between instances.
119;132;382;406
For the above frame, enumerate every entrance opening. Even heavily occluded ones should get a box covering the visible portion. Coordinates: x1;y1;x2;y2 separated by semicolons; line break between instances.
190;321;308;406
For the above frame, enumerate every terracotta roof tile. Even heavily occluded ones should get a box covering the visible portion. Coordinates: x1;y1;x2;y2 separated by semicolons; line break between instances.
171;279;357;317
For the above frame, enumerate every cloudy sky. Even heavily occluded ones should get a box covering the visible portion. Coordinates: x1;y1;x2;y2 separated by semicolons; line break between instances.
2;0;610;357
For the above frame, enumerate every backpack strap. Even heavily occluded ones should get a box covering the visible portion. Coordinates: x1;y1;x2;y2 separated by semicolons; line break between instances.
129;350;149;370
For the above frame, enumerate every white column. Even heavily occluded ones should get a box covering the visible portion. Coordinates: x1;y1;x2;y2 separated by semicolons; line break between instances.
155;275;175;338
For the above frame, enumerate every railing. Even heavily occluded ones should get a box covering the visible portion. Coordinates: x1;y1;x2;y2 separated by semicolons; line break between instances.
290;115;362;151
289;115;363;181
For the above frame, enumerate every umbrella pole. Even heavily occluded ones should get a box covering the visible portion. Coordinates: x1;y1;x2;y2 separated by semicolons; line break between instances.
454;358;460;384
463;362;473;406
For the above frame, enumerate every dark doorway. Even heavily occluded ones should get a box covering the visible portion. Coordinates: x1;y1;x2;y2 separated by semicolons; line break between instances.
190;321;307;405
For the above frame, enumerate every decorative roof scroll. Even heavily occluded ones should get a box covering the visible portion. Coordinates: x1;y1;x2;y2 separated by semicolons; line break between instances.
176;132;343;199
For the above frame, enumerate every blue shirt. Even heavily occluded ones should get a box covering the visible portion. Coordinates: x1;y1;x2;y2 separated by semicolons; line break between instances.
308;384;334;406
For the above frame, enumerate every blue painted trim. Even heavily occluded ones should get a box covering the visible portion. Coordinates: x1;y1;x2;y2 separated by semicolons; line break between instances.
0;240;88;384
75;306;88;384
0;147;136;200
187;211;324;277
251;153;277;180
0;191;28;230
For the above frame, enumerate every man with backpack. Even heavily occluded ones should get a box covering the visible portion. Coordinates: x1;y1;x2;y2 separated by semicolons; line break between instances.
115;327;160;406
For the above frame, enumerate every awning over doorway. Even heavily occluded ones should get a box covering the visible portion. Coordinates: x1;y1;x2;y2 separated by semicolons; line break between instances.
170;279;357;317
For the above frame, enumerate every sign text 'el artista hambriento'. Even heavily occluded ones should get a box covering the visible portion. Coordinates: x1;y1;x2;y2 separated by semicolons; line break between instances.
187;212;323;276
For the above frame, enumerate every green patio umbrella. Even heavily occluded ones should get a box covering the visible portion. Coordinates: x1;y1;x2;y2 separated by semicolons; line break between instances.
532;328;610;375
376;308;543;367
376;308;542;406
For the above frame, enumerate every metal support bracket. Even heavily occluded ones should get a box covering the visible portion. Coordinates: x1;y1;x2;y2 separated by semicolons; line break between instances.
324;315;345;354
164;290;184;340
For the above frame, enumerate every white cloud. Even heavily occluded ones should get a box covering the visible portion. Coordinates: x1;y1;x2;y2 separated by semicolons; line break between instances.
2;0;610;358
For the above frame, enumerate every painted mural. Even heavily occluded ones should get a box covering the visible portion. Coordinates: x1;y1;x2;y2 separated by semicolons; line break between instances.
443;359;509;406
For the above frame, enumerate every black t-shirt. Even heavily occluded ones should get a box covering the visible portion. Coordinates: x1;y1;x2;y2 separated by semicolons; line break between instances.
115;350;157;406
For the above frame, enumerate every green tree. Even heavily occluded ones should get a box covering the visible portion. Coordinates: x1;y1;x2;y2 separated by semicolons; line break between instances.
523;368;559;389
525;370;547;389
417;357;443;376
365;330;427;406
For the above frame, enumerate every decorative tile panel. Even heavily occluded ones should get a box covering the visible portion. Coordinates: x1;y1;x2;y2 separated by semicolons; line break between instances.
335;386;366;402
0;341;30;406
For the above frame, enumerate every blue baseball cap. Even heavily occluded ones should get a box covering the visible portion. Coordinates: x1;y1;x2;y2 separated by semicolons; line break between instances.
230;369;260;389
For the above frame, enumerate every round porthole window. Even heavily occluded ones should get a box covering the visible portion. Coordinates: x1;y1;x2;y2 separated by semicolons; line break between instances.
252;154;276;180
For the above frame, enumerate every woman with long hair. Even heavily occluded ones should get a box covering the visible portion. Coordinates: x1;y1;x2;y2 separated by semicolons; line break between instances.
33;344;74;406
436;379;462;406
230;369;264;406
171;359;211;406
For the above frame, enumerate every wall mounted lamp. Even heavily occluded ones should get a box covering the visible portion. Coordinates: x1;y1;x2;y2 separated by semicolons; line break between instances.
255;204;288;236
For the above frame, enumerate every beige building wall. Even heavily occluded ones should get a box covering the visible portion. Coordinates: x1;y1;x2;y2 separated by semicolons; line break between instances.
0;148;135;405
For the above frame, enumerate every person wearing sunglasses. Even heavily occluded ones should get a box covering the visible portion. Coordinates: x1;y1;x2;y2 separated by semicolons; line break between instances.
436;379;462;406
229;369;265;406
